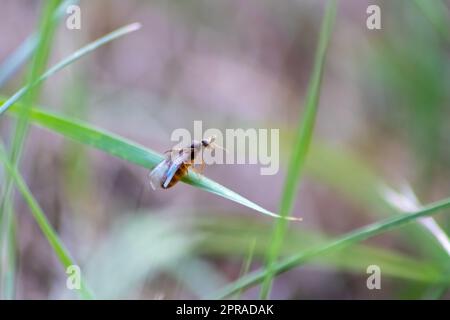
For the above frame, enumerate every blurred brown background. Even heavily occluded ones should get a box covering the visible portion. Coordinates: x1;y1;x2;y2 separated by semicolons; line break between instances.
0;0;449;299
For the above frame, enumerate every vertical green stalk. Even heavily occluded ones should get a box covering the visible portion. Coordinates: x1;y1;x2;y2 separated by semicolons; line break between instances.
0;142;93;299
0;0;61;299
1;202;16;297
11;0;61;162
259;0;337;299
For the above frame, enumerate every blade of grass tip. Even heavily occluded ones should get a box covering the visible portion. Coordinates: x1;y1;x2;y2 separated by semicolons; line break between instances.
0;22;142;116
2;104;300;221
0;0;61;300
259;0;337;299
0;142;94;299
0;0;79;87
184;172;302;221
211;196;450;299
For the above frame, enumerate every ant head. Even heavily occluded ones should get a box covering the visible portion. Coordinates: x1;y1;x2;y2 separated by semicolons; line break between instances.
201;135;216;148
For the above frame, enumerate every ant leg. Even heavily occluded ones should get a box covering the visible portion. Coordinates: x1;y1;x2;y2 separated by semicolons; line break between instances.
196;157;206;179
164;148;183;154
190;157;205;178
199;158;206;174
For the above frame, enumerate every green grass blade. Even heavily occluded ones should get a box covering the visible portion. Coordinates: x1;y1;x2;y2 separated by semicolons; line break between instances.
260;0;337;299
0;142;93;299
3;104;300;221
211;197;450;299
194;215;447;284
9;0;61;161
0;22;141;116
1;202;16;297
183;172;298;220
0;0;61;300
413;0;450;42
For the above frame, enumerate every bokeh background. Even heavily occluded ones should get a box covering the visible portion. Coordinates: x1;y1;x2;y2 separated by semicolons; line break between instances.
0;0;450;299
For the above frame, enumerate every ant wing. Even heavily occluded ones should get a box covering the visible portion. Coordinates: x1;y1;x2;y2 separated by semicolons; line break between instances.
162;157;184;188
149;159;171;190
150;149;191;190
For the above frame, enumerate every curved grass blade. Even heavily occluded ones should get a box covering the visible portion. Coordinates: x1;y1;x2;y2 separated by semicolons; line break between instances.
183;172;299;220
4;104;300;221
0;22;142;116
193;215;447;284
260;0;337;299
0;142;93;299
210;196;450;299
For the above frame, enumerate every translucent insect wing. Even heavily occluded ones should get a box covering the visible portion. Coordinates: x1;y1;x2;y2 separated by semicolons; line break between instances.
149;159;171;190
162;156;186;188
